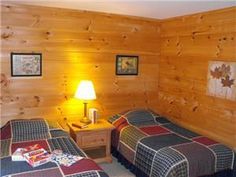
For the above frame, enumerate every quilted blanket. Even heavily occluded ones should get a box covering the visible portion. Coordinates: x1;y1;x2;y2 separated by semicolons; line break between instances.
0;119;108;177
109;109;235;177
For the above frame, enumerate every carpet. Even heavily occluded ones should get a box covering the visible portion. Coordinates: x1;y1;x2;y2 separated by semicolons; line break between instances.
100;157;135;177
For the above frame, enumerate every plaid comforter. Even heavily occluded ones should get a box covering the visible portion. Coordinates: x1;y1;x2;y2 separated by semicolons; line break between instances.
0;119;108;177
109;109;235;177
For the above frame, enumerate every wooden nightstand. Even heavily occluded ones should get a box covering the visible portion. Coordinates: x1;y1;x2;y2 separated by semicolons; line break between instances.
67;119;114;163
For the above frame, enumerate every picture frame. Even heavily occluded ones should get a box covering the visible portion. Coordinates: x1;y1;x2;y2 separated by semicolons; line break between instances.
11;53;42;77
116;55;139;75
207;60;236;101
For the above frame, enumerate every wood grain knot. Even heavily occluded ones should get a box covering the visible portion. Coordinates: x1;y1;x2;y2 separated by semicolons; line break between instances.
31;15;41;27
64;95;68;100
1;32;13;39
1;73;10;87
122;35;127;39
34;96;40;103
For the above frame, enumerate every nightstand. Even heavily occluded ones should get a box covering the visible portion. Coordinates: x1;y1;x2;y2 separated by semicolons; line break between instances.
67;119;114;163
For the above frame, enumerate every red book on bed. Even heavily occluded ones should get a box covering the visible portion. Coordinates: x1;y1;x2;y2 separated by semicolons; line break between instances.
23;148;51;167
12;144;51;167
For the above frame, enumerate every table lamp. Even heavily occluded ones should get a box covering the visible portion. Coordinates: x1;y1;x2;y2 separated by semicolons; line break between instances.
74;80;96;124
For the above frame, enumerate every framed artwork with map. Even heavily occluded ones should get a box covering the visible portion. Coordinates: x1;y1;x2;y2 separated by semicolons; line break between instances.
11;53;42;77
207;61;236;101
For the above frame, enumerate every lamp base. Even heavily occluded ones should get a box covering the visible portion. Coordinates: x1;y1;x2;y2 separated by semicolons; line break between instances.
80;117;91;124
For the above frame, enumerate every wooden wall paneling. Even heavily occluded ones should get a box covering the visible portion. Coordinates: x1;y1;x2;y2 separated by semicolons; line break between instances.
0;3;160;127
159;7;236;149
1;3;235;149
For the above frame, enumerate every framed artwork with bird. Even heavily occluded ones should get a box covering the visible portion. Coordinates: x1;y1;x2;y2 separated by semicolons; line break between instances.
116;55;139;75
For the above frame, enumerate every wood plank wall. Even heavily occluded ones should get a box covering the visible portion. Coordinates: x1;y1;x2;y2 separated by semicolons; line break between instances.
0;3;160;127
158;7;236;149
1;3;235;149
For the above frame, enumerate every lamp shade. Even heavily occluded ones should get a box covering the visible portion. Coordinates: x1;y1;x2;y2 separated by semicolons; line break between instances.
74;80;96;100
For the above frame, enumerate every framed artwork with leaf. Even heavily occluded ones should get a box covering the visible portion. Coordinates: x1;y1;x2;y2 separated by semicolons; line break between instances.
116;55;138;75
11;53;42;77
207;61;236;101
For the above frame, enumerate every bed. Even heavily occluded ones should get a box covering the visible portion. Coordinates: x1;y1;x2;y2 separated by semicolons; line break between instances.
108;109;235;177
0;118;108;177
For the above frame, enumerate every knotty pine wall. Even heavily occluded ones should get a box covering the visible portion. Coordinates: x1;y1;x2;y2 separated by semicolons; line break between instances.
0;3;160;127
158;7;236;149
1;3;235;149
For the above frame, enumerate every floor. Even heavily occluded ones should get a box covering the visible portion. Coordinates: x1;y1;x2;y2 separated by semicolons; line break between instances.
100;157;135;177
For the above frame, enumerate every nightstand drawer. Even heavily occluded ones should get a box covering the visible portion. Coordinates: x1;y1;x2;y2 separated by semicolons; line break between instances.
68;119;114;163
81;131;107;147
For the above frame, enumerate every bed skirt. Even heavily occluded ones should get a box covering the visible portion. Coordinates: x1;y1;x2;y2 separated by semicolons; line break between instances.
111;147;235;177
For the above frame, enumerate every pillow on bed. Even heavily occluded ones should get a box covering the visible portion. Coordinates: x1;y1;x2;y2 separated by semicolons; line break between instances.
124;109;155;125
109;109;170;127
10;118;50;142
11;119;49;135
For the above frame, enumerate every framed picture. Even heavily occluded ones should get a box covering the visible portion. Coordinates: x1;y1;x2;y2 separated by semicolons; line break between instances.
11;53;42;77
207;61;236;101
116;55;139;75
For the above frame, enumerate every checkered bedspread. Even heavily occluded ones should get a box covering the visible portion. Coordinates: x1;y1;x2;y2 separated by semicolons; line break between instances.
109;109;235;177
0;119;108;177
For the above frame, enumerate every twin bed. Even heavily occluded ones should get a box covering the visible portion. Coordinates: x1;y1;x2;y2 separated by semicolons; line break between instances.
0;119;108;177
1;109;235;177
108;109;235;177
